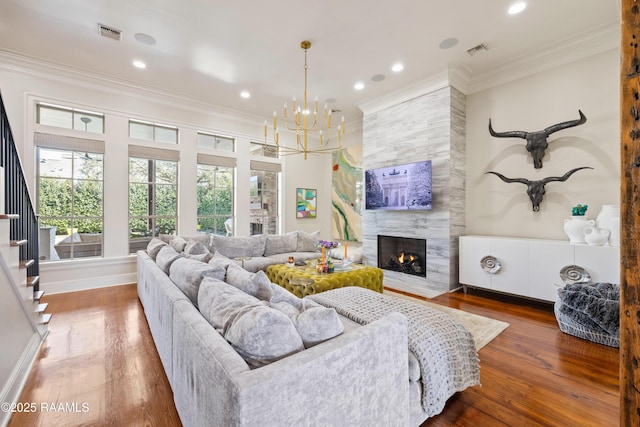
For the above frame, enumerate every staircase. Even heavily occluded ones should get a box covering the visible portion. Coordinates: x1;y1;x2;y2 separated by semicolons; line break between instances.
0;91;50;335
1;212;49;336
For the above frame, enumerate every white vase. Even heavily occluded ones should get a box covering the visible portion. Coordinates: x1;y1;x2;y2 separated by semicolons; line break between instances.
583;226;610;246
563;217;595;244
609;217;621;247
596;204;620;245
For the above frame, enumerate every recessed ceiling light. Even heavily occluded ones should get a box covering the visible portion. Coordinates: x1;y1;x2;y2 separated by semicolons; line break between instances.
508;2;526;15
439;37;459;50
240;91;250;98
371;74;386;82
133;60;146;69
354;82;365;90
325;97;337;104
391;63;404;72
135;33;156;45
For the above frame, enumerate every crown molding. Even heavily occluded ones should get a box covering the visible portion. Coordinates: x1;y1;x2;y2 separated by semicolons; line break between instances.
0;49;270;132
467;21;620;94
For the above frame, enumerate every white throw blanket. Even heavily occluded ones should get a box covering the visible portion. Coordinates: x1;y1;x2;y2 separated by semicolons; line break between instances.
308;287;480;417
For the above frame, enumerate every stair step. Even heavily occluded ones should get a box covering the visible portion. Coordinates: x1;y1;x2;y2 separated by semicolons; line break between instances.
33;290;44;301
41;313;52;325
0;213;19;220
19;259;34;269
10;239;28;247
26;276;39;288
35;303;48;314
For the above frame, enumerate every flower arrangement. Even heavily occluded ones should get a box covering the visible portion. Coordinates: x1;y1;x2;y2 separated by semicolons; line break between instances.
571;204;588;216
316;240;339;250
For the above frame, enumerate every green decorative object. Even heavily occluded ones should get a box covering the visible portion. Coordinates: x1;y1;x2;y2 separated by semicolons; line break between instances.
572;204;588;216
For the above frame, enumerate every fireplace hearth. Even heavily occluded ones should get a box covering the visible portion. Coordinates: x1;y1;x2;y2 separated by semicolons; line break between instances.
377;235;426;278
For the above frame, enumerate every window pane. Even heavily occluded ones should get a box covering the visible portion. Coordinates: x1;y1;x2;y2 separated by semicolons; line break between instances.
215;136;234;151
74;152;104;180
129;218;152;237
155;126;178;143
129;183;150;216
74;114;104;133
129;158;150;183
250;142;278;158
155;218;176;235
38;106;73;129
215;188;233;215
75;218;103;235
197;133;215;149
39;149;72;178
155;160;177;184
39;178;72;216
129;121;154;140
73;180;103;217
155;184;177;216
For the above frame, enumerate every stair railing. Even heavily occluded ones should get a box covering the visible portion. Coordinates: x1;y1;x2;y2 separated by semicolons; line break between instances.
0;92;39;287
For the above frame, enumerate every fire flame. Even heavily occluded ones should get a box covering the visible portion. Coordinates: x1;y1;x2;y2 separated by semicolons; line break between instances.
397;252;416;264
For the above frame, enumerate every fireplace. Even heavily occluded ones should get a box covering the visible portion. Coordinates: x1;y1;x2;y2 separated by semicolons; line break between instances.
377;235;427;277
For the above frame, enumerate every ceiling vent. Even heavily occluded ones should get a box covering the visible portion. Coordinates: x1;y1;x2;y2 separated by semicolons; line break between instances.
97;23;122;41
466;43;488;56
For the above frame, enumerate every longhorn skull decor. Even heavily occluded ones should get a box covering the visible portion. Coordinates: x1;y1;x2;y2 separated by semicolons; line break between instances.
486;167;593;212
488;110;587;169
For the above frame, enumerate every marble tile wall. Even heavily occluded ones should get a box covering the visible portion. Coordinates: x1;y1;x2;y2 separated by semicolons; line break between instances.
362;86;466;293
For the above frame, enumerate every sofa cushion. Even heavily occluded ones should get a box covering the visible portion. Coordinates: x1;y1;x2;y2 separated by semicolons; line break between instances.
169;236;188;252
294;300;345;348
267;284;343;348
226;263;273;300
264;232;298;256
212;234;267;258
198;277;304;368
170;257;226;306
156;246;182;274
147;238;168;259
208;251;234;271
185;240;213;262
296;230;320;252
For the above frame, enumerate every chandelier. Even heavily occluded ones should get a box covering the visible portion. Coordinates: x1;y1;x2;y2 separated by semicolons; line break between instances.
264;41;345;159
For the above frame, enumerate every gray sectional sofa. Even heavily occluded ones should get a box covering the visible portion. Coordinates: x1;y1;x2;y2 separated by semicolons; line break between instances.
137;231;480;426
137;250;411;426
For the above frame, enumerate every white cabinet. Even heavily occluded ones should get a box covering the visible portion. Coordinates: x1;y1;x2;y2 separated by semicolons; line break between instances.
459;236;620;302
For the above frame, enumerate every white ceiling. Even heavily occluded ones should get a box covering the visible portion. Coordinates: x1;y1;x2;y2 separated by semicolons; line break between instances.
0;0;620;124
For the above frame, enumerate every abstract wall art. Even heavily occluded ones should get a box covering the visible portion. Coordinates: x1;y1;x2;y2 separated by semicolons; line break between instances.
332;146;363;241
296;188;317;218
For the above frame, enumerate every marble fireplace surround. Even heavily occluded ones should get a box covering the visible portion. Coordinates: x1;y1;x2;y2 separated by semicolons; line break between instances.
360;84;466;297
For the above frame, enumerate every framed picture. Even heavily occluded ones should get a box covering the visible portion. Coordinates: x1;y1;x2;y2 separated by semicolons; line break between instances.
296;188;317;218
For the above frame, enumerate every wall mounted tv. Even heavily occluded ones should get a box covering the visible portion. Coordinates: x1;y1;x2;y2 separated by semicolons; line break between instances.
365;160;432;210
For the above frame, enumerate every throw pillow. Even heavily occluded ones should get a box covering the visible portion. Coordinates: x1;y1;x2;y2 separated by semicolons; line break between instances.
169;257;226;306
185;240;213;262
296;230;320;252
212;234;267;258
169;236;188;252
208;251;234;272
146;238;168;259
293;300;344;348
198;277;304;368
264;232;298;256
225;263;273;300
156;246;182;275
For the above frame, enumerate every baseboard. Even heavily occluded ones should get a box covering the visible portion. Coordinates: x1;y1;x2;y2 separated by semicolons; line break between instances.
42;272;137;294
0;333;42;427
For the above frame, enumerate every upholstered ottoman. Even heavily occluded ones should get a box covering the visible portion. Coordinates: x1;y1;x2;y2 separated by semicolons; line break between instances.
554;282;620;347
266;263;384;297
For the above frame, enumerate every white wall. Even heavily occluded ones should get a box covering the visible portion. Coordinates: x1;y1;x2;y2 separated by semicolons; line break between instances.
465;48;620;240
0;54;335;293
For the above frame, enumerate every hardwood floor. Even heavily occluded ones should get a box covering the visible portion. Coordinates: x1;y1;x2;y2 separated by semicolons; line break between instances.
7;284;618;427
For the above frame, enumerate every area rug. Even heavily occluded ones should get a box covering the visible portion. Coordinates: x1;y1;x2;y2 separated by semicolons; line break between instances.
384;290;509;350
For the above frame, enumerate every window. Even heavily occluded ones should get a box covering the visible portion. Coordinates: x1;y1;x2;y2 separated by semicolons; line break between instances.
37;102;104;134
197;164;234;236
198;132;234;152
36;134;105;261
249;160;280;235
129;119;178;144
128;146;179;253
250;141;278;158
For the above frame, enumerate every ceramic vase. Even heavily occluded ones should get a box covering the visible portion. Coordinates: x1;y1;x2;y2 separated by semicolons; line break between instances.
609;217;621;247
595;204;620;246
563;216;595;244
583;226;610;246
